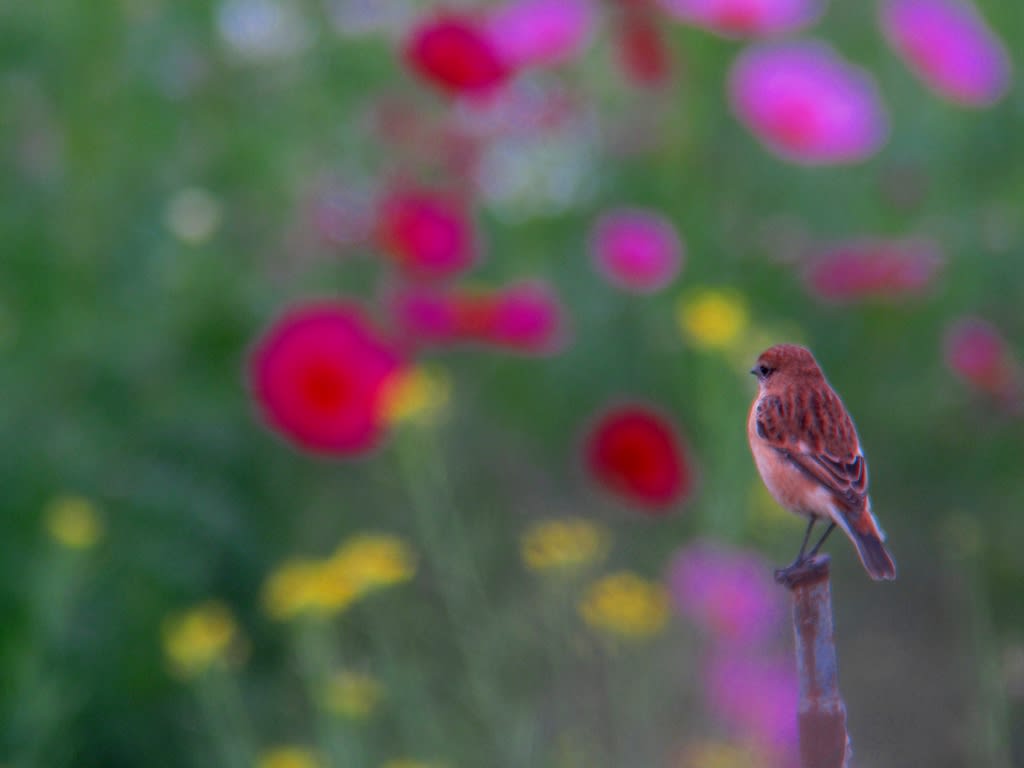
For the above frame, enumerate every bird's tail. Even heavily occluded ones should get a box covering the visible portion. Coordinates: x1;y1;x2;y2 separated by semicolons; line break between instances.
851;528;897;581
836;502;897;581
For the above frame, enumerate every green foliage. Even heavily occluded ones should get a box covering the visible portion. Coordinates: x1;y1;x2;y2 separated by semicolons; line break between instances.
1;1;1022;766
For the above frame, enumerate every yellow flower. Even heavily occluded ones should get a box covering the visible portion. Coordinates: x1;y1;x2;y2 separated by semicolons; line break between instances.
329;534;416;597
262;559;358;621
44;495;103;550
162;601;238;678
677;289;748;350
324;669;384;719
257;746;321;768
676;741;763;768
521;518;610;572
380;366;451;426
579;571;669;638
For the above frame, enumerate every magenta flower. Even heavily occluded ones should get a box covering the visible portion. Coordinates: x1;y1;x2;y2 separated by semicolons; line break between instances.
659;0;821;38
487;0;596;69
482;281;568;355
704;653;799;760
729;41;888;165
667;540;783;645
375;188;477;280
387;286;462;346
803;237;943;303
880;0;1011;107
248;302;405;455
591;209;684;293
944;316;1020;402
388;281;567;355
404;13;512;96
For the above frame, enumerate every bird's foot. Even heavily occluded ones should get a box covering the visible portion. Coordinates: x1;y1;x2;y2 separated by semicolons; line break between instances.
773;554;830;588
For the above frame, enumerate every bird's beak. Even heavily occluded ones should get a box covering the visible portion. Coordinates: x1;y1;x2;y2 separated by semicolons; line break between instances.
750;367;759;376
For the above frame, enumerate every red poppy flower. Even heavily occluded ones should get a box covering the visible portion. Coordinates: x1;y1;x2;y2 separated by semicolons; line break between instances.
615;9;673;88
249;302;405;455
404;14;512;96
584;404;691;512
376;189;477;280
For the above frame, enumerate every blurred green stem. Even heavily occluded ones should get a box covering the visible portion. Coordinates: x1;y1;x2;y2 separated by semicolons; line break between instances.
195;664;256;768
295;617;364;768
962;560;1012;768
392;425;509;764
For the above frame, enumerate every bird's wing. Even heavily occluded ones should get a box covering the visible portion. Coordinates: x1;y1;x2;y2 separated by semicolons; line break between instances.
754;389;867;507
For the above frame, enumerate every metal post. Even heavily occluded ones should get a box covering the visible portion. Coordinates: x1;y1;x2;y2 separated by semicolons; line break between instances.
775;554;853;768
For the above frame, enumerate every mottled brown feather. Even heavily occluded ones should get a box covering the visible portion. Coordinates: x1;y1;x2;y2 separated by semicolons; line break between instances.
755;386;868;510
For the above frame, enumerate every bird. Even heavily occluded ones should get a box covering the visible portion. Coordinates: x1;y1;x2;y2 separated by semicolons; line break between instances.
747;344;896;581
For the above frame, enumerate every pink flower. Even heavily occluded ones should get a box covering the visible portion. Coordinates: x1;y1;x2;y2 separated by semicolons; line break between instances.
248;302;405;455
659;0;821;38
404;13;512;96
667;540;783;645
614;8;673;88
375;188;477;280
803;238;943;303
729;42;888;165
482;281;568;354
388;286;462;345
388;281;567;355
880;0;1011;107
591;208;683;293
705;653;799;760
944;316;1020;401
487;0;596;69
583;404;693;512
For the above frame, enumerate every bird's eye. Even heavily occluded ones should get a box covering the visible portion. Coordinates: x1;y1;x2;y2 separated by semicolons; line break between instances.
758;364;773;377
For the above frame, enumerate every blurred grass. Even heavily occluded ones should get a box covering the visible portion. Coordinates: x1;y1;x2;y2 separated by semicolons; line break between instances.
2;1;1024;766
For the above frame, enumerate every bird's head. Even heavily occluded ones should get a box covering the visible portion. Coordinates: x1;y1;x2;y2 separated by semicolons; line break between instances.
751;344;824;389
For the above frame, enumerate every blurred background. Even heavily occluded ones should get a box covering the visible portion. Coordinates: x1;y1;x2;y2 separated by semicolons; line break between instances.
2;0;1023;766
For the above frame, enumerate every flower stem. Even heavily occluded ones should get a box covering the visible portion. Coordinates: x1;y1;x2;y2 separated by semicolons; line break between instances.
393;426;508;763
196;664;257;768
295;617;364;768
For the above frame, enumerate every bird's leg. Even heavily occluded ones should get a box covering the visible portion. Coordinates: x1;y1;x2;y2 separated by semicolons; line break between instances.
807;521;837;558
788;517;816;569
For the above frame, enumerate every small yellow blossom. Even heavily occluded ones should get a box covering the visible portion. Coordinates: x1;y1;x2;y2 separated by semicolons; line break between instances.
162;601;238;678
262;559;358;621
44;495;103;550
677;289;748;350
257;746;321;768
521;518;610;572
380;366;451;426
676;741;763;768
324;669;384;718
329;534;416;596
579;571;670;638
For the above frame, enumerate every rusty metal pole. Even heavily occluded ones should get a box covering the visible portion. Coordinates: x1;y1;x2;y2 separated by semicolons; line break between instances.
775;554;853;768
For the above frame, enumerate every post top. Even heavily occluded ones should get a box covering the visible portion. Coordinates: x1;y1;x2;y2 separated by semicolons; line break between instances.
774;554;831;590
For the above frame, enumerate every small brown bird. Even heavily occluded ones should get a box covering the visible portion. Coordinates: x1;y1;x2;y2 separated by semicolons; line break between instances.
748;344;896;580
